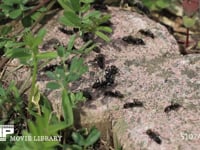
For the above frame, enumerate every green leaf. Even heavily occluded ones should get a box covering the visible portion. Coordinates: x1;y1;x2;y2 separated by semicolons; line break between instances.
98;14;111;24
46;71;57;80
12;105;62;150
81;0;94;4
68;57;88;82
9;82;20;98
9;9;22;19
95;31;110;42
1;25;12;35
183;16;196;28
70;93;76;104
5;47;31;59
75;92;84;101
0;85;6;97
97;26;112;33
34;28;46;46
156;0;170;9
31;11;42;21
59;16;74;27
63;144;82;150
58;0;73;12
36;51;58;60
27;121;38;135
70;0;80;12
80;3;90;13
48;122;67;133
5;40;25;48
78;40;93;51
83;10;100;20
55;67;66;79
46;82;61;90
72;132;86;146
40;94;53;111
85;127;100;147
67;34;76;51
60;11;81;27
22;15;34;27
44;141;60;149
84;45;96;53
78;40;95;54
23;32;34;47
62;90;73;126
142;0;156;10
57;46;65;57
23;29;46;52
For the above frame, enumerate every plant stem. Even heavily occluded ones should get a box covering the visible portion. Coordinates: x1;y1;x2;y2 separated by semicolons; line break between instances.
185;28;189;48
28;54;38;110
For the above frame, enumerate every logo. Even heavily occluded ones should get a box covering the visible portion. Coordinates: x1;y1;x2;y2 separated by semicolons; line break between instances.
0;125;14;141
0;125;62;142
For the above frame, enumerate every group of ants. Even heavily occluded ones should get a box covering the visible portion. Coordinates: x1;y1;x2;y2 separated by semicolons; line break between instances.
41;26;183;146
89;33;182;145
41;0;182;145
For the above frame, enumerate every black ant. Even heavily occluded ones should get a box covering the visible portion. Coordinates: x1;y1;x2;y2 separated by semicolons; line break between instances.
42;58;72;72
42;38;61;50
160;22;174;34
92;77;115;89
133;2;150;15
92;4;108;11
123;99;143;109
41;64;59;72
73;28;79;33
100;20;112;27
122;36;145;45
92;65;119;89
94;54;105;69
164;102;182;113
121;0;134;6
0;48;4;56
104;65;118;85
139;29;154;39
59;27;74;35
104;65;119;79
82;33;94;42
93;0;105;5
64;59;72;69
92;79;107;89
104;90;124;98
93;46;101;53
82;90;92;101
146;129;162;144
92;0;107;11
